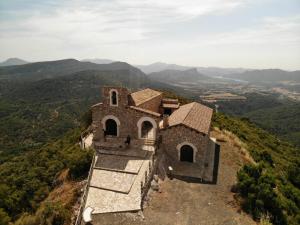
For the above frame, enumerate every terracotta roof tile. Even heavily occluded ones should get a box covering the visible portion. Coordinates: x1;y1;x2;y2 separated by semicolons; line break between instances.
130;88;162;106
168;102;213;134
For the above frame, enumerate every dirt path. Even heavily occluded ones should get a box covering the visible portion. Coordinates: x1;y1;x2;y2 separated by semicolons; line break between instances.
91;129;257;225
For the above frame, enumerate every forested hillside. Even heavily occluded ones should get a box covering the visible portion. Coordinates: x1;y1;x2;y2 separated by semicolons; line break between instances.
216;92;300;147
213;113;300;225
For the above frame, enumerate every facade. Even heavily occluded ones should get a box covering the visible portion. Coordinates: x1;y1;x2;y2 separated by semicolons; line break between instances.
91;86;213;169
80;86;216;223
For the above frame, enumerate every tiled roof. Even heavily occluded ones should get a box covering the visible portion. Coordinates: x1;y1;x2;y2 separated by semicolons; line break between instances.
168;102;213;134
130;88;162;106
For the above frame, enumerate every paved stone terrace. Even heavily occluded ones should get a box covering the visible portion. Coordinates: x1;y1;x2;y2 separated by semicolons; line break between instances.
90;168;136;193
83;139;155;215
94;154;144;174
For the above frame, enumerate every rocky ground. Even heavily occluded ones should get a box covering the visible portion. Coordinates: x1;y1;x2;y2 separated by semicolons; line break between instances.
90;129;257;225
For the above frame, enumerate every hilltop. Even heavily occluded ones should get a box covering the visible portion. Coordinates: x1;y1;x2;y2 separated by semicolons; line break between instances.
0;58;29;67
0;59;299;225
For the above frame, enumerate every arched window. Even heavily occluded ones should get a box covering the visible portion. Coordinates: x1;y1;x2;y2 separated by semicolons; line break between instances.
110;89;118;106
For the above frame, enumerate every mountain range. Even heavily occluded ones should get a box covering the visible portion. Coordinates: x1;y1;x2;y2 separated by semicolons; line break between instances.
148;68;211;83
1;58;300;84
0;59;146;82
222;69;300;83
0;58;29;67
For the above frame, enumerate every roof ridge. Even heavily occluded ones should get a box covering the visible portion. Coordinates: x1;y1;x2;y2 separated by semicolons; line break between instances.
182;102;196;123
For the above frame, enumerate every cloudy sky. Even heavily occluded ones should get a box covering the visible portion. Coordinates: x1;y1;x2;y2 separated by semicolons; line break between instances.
0;0;299;70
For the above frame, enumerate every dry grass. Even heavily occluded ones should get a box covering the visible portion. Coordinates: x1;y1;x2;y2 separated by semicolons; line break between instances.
259;214;273;225
213;127;255;165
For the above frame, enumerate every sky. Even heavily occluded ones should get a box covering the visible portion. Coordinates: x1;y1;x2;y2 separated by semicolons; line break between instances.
0;0;300;70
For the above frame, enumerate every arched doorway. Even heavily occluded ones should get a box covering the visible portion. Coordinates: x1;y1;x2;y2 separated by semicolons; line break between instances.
105;119;117;136
180;145;194;162
137;117;157;140
141;121;154;139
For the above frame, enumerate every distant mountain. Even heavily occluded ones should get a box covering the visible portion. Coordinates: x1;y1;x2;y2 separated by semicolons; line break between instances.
0;58;146;81
197;67;250;77
0;58;29;67
82;58;114;64
223;69;300;83
136;62;191;74
148;68;211;83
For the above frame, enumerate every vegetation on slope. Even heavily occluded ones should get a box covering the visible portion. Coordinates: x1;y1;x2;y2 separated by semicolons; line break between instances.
0;128;93;224
213;113;300;225
217;92;300;147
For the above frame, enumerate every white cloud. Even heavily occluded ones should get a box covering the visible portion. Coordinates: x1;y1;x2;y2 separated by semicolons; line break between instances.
0;0;299;69
0;0;249;44
191;15;300;46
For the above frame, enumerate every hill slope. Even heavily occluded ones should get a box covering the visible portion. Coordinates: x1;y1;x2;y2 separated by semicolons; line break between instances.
136;62;191;74
0;59;146;81
223;69;300;83
0;58;29;67
148;68;211;83
216;92;300;147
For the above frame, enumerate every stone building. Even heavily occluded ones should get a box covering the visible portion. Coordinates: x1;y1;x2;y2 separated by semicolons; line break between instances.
79;86;217;224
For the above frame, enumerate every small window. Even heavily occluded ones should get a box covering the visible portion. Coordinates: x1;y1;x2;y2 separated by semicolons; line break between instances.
110;90;117;106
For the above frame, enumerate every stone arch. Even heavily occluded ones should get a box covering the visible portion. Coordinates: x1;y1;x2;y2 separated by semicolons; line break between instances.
109;89;118;106
176;142;197;163
101;115;120;137
137;117;157;140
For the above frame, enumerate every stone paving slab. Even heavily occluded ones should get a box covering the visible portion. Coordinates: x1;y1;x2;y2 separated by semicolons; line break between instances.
84;155;152;214
85;186;141;214
95;154;144;174
96;148;149;158
90;169;136;193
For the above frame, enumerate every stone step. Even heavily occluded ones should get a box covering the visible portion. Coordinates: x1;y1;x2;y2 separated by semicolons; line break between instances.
143;139;156;146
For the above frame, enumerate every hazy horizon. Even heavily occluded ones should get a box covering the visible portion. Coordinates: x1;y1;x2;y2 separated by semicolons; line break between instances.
0;0;299;70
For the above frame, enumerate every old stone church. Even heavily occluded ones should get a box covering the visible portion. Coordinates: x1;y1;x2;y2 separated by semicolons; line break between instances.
79;86;217;224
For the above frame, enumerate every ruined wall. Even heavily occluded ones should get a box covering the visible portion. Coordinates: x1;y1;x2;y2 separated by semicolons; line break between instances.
160;125;210;167
136;94;162;113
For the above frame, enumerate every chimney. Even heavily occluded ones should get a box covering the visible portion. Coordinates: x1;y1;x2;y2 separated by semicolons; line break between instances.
163;114;169;128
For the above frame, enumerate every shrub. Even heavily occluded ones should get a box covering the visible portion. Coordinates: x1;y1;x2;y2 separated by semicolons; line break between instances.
288;161;300;188
237;163;287;224
14;202;70;225
67;147;93;179
0;208;11;225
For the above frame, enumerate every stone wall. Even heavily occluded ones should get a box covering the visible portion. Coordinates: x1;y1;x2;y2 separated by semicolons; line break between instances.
102;86;130;108
137;94;162;113
92;104;161;142
160;125;210;167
